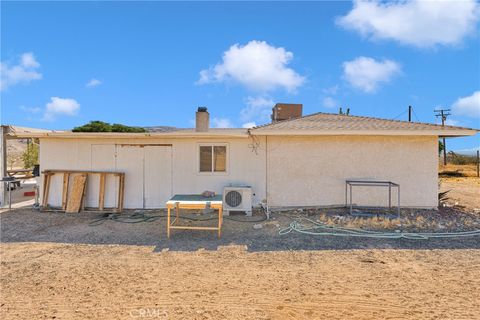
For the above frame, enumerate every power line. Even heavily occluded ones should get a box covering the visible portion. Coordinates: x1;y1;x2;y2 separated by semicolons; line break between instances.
412;108;420;122
392;109;408;120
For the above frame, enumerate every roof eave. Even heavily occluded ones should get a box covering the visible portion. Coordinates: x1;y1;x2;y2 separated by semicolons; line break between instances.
250;129;478;137
10;131;250;139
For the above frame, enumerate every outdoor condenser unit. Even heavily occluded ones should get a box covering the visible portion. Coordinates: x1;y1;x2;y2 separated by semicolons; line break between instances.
223;186;252;216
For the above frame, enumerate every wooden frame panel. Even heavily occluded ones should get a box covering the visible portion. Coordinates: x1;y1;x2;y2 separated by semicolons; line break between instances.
41;170;125;213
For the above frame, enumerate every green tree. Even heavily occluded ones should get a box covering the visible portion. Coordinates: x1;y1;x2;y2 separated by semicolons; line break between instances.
22;143;39;169
72;121;112;132
111;123;146;132
72;121;146;133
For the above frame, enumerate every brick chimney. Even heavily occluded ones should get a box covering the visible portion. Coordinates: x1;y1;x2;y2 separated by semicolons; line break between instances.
195;107;209;132
271;103;303;123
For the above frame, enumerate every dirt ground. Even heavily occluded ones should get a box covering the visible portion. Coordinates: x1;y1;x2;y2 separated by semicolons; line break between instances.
1;163;479;319
440;177;480;212
1;206;480;320
0;243;479;320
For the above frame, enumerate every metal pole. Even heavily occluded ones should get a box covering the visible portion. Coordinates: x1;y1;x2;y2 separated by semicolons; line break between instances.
397;186;400;218
388;183;392;209
435;109;450;166
442;137;447;166
0;126;7;208
441;110;447;166
408;106;412;122
8;181;12;211
349;184;353;214
345;182;348;207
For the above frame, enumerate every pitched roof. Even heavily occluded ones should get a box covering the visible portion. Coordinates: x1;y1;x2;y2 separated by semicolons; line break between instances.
250;112;477;137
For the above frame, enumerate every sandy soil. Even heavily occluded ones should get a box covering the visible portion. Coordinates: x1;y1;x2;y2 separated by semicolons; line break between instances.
440;177;480;212
439;163;478;178
1;243;479;320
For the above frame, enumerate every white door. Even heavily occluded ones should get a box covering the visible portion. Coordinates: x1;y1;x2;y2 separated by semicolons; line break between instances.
116;145;144;209
90;145;117;208
144;146;172;208
114;145;172;209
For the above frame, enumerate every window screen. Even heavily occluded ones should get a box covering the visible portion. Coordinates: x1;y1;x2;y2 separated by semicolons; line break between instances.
199;145;227;173
213;146;226;172
199;146;212;172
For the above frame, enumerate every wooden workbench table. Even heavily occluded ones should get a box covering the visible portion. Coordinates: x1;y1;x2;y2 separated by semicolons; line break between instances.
166;194;223;238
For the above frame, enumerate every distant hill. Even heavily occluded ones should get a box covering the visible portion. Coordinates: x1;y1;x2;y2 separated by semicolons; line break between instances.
453;147;479;156
6;139;28;169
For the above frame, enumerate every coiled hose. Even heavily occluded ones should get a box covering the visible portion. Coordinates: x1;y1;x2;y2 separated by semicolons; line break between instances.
279;217;480;240
89;210;267;226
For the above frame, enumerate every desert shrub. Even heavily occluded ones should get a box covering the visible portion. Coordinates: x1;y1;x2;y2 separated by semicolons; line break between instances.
448;153;477;165
22;143;39;168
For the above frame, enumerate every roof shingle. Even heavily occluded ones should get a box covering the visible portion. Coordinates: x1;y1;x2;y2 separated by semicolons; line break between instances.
250;112;477;137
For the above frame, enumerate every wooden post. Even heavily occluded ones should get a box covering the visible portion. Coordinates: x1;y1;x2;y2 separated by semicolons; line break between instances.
42;173;52;207
61;173;70;210
80;173;87;212
167;206;171;238
218;206;223;238
99;173;106;210
116;173;125;212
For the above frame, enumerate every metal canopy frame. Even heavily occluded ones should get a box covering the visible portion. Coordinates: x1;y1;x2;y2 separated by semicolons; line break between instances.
345;180;400;218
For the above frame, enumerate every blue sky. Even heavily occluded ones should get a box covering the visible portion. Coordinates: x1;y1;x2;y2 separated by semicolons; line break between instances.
1;1;479;151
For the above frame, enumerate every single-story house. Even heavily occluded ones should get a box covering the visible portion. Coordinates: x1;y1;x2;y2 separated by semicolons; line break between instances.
7;104;478;209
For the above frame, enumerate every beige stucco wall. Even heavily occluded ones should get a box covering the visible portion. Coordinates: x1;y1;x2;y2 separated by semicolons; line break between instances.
265;136;438;208
39;137;267;208
39;135;438;209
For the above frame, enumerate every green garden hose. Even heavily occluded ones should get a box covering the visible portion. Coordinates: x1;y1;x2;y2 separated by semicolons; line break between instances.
279;217;480;240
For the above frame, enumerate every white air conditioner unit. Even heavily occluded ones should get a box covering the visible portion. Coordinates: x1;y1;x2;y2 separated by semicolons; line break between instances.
223;186;252;216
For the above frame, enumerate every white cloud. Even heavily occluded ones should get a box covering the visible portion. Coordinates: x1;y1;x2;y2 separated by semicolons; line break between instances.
452;91;480;118
445;119;460;126
337;0;480;48
242;122;257;128
322;85;339;95
43;97;80;121
197;40;305;92
19;105;41;114
322;97;337;109
1;52;42;91
211;117;233;128
240;96;274;123
342;56;401;93
86;78;102;87
21;52;40;68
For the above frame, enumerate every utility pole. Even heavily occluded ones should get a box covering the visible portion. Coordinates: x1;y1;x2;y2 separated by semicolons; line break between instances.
408;106;412;122
434;109;451;166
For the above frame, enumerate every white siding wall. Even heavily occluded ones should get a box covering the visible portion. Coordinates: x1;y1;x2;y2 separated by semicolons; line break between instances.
266;135;438;208
39;137;267;208
39;135;438;209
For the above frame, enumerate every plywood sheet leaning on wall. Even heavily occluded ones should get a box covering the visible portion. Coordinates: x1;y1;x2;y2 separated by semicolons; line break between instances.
65;174;87;213
41;170;125;213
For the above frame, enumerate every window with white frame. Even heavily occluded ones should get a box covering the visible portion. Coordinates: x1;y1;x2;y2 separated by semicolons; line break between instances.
199;144;227;173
